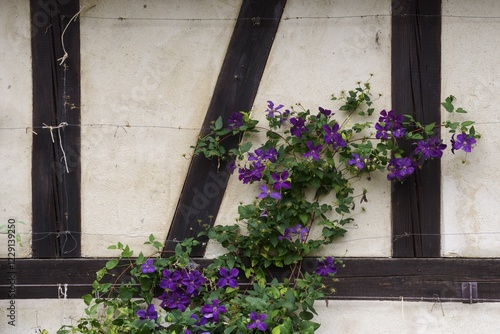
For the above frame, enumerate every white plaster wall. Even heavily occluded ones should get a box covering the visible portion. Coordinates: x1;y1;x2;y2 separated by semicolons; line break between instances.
0;1;32;258
441;0;500;257
3;298;500;334
210;0;392;258
79;0;241;256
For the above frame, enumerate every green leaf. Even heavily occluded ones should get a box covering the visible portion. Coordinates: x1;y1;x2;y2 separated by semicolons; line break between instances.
240;141;252;153
456;107;467;114
272;326;281;334
82;294;93;306
106;260;118;270
214;116;223;130
441;95;455;112
424;122;436;135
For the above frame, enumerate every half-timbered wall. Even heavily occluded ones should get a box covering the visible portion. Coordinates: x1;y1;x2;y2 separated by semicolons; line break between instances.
2;0;500;333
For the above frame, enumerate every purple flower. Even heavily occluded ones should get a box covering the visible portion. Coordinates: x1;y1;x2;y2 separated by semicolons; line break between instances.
227;160;237;174
315;257;337;276
279;224;309;242
323;124;346;148
158;290;191;311
247;312;267;331
451;133;476;154
159;269;182;291
414;137;447;159
181;269;206;295
272;171;291;191
348;153;366;170
239;161;266;184
249;147;278;163
141;259;155;274
375;122;390;140
303;141;323;161
200;300;227;323
217;267;239;288
375;109;405;139
318;107;332;118
290;117;308;138
387;157;415;181
258;185;281;200
137;304;158;321
228;112;244;130
266;100;285;118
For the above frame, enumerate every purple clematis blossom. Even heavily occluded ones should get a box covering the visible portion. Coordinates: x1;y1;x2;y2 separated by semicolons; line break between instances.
141;259;155;274
387;157;415;181
318;106;333;118
228;112;244;130
414;137;447;159
272;171;291;191
239;161;266;184
451;133;476;154
247;312;267;331
290;117;308;138
217;267;239;288
315;257;337;276
258;185;281;200
348;153;367;170
279;224;309;242
303;141;323;161
266;100;285;118
181;269;206;295
200;299;227;323
158;290;191;312
137;304;158;321
323;123;347;148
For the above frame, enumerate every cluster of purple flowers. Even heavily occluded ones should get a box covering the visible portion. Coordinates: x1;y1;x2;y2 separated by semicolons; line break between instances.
158;269;206;312
279;224;309;242
192;299;228;326
238;147;280;184
315;257;337;276
375;109;405;140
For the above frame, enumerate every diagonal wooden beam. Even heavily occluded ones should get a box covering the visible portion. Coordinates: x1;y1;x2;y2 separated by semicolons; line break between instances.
164;0;287;257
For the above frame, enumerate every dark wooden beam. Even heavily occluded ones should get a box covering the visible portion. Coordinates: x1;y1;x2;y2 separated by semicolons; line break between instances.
165;0;287;256
391;0;442;257
2;258;500;301
31;0;81;257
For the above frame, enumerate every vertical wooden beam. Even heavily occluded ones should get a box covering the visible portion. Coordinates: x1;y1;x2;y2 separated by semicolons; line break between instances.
31;0;81;258
391;0;442;257
165;0;287;256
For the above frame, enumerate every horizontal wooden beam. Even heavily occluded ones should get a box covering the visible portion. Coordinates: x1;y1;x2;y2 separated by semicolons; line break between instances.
2;258;500;301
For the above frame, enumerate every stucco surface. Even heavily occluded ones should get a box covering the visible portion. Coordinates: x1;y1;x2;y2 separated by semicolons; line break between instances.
79;0;241;256
0;1;32;258
441;0;500;257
